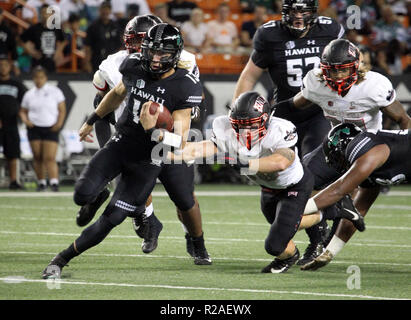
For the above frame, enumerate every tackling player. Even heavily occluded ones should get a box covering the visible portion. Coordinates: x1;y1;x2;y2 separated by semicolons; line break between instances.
301;123;411;270
168;92;363;273
272;39;411;268
232;0;345;266
42;24;211;279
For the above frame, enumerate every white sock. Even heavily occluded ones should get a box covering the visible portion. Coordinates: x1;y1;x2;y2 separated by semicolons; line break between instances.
181;222;188;234
144;203;154;217
50;178;59;185
326;235;346;257
39;179;47;186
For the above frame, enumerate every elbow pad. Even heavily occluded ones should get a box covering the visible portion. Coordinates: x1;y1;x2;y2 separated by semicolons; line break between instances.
93;70;108;92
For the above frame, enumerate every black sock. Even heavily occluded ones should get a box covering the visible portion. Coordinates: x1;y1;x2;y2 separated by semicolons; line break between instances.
305;224;321;244
59;243;80;262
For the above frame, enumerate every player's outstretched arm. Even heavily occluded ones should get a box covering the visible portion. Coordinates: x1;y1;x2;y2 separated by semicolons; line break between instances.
309;145;390;212
249;148;295;173
381;100;411;129
167;141;218;163
79;81;127;142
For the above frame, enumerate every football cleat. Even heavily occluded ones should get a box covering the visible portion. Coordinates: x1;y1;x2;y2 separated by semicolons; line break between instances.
42;255;67;279
336;195;365;232
141;214;163;254
296;242;323;266
76;188;110;227
261;248;300;273
185;233;195;257
191;234;212;265
300;249;334;271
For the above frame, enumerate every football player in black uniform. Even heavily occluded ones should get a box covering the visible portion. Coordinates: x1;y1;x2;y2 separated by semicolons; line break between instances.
301;123;411;270
233;0;345;265
42;23;211;279
78;15;206;258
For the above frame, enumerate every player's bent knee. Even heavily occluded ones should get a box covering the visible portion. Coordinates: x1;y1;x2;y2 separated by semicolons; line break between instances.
265;238;286;257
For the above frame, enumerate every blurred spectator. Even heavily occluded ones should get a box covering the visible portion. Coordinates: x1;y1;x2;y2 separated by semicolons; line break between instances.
59;0;87;28
20;4;66;73
84;1;122;73
0;56;27;189
181;8;208;53
240;0;280;14
240;5;267;51
153;3;177;27
112;0;151;20
167;0;197;25
84;0;104;21
386;0;408;16
204;3;240;54
22;0;58;22
62;13;85;67
19;66;66;192
372;5;408;75
357;44;388;76
0;8;20;76
331;0;378;35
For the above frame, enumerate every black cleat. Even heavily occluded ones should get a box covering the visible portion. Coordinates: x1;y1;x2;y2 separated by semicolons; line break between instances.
185;233;195;257
42;255;67;279
76;188;110;227
191;233;212;265
36;183;47;192
296;243;323;266
336;195;365;232
141;214;163;254
50;184;59;192
9;181;25;190
261;248;300;273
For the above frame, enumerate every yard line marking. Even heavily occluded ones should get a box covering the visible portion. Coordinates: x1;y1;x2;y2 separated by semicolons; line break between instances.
0;276;408;300
1;230;411;248
2;250;411;267
1;190;411;197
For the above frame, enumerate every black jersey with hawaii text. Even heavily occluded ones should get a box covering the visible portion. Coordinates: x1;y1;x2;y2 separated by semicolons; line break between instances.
117;53;203;156
252;17;344;123
345;130;411;187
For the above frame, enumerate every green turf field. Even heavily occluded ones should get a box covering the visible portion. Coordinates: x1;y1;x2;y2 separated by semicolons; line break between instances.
0;184;410;300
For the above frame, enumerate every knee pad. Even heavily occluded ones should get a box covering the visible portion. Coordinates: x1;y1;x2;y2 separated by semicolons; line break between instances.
73;180;96;206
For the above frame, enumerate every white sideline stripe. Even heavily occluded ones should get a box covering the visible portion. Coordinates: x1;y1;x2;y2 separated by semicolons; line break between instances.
1;190;411;197
2;250;411;267
1;230;411;248
0;277;406;300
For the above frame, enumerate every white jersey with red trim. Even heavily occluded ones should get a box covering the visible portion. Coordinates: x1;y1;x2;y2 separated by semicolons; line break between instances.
93;49;198;121
302;69;396;130
211;115;304;189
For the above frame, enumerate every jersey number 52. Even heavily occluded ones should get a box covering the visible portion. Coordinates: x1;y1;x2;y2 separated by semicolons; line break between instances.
287;56;320;87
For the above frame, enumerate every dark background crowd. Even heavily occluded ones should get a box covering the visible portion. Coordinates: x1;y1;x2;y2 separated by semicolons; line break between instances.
0;0;410;76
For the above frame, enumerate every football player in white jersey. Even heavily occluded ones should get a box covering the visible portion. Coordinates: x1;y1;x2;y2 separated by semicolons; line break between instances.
78;15;207;260
167;92;363;273
271;39;411;269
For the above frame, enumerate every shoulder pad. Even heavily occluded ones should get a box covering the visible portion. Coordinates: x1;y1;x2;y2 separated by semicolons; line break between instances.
93;70;108;92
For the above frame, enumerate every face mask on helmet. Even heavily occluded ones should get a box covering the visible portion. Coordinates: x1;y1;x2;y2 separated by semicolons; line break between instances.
321;39;360;95
229;94;270;150
141;24;183;77
322;123;362;173
282;0;318;37
123;16;158;54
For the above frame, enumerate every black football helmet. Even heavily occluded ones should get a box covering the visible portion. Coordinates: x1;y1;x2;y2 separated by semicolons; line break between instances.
322;123;362;173
144;14;163;24
282;0;318;37
123;15;158;53
320;39;360;95
141;23;184;77
229;92;271;150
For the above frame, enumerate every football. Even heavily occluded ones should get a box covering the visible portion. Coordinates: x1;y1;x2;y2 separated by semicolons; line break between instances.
149;102;174;132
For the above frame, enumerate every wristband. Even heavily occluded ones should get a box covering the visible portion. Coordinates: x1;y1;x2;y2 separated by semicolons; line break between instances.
86;112;101;125
163;131;182;148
